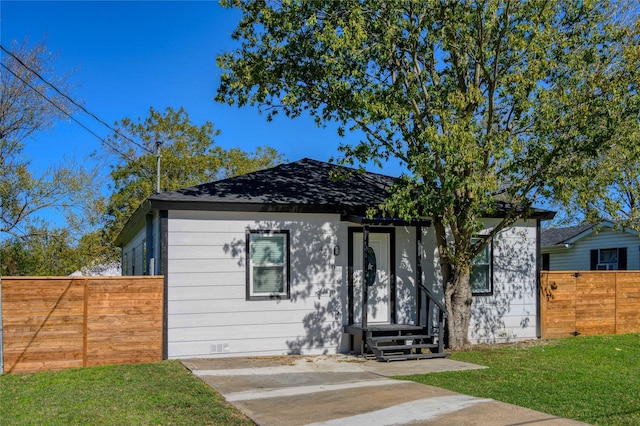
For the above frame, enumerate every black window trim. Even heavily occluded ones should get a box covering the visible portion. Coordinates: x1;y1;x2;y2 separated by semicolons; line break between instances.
471;236;494;297
246;229;291;301
591;247;628;270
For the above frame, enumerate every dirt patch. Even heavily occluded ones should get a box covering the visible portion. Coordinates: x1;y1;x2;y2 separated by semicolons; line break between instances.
448;339;556;354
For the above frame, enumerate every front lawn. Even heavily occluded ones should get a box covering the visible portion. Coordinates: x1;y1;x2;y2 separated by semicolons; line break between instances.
0;360;253;425
400;334;640;425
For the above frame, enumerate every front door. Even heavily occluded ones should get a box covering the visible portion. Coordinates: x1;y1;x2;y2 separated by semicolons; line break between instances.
352;231;391;324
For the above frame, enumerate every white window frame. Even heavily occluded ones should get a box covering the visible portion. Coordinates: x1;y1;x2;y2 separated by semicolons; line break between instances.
597;248;618;270
246;230;290;300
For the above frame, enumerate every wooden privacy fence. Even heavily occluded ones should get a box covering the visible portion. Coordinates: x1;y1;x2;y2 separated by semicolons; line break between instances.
2;276;164;373
540;271;640;338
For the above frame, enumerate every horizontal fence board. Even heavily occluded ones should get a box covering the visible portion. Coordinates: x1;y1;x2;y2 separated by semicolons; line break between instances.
2;300;85;312
88;292;164;302
5;360;84;374
2;276;164;373
3;349;83;362
3;325;85;339
541;271;640;338
617;308;640;317
87;298;163;308
87;306;163;316
87;318;162;329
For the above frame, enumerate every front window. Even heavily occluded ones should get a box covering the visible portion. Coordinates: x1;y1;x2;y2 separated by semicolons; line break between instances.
246;231;290;300
471;238;493;295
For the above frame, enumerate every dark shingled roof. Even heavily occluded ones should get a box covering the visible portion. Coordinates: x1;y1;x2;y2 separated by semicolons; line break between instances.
148;158;554;219
116;158;555;246
540;223;595;247
148;158;395;214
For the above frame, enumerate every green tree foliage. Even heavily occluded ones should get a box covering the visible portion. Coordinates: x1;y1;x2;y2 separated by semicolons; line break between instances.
1;227;75;276
1;39;98;240
0;227;115;276
103;106;284;238
216;0;639;348
555;39;640;231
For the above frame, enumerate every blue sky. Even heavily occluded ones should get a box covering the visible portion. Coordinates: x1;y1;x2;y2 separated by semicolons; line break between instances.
1;1;395;194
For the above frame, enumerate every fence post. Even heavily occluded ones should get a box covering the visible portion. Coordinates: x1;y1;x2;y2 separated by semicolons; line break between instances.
0;276;4;374
83;279;89;368
539;271;547;339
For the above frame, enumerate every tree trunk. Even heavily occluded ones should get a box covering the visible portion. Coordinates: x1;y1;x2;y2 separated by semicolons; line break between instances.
433;217;474;350
444;261;473;350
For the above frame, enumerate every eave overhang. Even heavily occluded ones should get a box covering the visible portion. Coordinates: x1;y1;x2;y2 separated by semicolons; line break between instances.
342;214;432;227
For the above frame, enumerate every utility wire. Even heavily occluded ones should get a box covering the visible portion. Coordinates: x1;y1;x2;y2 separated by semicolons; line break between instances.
0;43;153;154
0;61;132;159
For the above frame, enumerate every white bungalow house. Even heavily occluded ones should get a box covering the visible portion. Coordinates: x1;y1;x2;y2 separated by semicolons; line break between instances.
541;221;640;271
115;158;554;360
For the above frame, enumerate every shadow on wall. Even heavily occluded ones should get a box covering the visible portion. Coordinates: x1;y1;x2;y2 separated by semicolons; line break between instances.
469;227;537;342
395;231;416;324
399;227;446;328
223;219;344;355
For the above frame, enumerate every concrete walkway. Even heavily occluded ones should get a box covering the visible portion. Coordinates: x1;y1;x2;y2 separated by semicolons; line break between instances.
182;355;588;426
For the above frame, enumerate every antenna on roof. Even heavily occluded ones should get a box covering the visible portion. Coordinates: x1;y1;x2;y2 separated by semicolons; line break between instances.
155;140;162;193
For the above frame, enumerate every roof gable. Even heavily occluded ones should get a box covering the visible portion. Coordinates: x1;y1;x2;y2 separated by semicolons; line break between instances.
541;223;596;247
541;221;638;248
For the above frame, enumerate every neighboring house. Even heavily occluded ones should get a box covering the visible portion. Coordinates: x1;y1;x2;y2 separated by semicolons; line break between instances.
69;261;122;276
541;221;640;271
115;158;554;360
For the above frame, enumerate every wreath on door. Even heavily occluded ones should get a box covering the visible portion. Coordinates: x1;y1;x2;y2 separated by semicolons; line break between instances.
366;246;377;286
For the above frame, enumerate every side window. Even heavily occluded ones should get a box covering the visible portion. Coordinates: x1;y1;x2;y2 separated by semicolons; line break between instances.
132;247;136;275
123;252;128;276
246;230;290;300
471;237;493;296
142;239;147;275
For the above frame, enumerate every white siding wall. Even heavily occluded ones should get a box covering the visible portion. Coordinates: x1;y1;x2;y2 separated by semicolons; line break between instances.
421;218;540;344
164;210;541;357
122;224;146;276
546;228;640;271
394;226;419;325
166;210;349;358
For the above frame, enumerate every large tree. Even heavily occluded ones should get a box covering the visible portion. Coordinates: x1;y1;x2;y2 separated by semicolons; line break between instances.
1;39;97;241
216;0;639;348
102;106;284;238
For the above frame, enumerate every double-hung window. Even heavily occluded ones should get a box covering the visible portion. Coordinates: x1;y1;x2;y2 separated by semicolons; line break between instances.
247;230;290;300
471;237;493;296
597;248;618;270
592;247;627;270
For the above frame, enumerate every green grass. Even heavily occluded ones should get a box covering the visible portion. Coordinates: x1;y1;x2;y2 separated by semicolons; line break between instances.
0;360;253;426
400;334;640;425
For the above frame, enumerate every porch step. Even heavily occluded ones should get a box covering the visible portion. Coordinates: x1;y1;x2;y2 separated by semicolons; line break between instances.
371;342;438;352
370;334;433;343
365;325;447;362
345;323;447;362
377;352;451;362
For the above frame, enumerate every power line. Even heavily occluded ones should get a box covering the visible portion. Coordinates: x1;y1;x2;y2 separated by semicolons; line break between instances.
0;61;131;159
0;43;153;154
